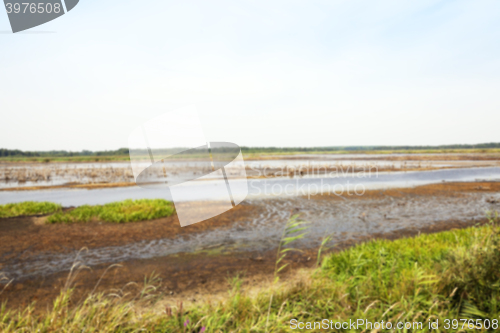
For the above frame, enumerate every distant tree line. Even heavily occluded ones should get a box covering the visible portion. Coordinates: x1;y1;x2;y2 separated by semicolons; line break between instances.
0;148;130;157
1;143;500;157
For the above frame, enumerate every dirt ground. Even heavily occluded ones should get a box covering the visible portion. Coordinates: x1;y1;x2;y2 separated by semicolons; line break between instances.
0;203;262;260
309;181;500;201
0;182;137;191
0;218;487;313
0;181;499;312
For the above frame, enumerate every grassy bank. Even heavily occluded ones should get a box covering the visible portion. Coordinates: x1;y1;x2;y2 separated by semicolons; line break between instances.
2;217;500;332
0;201;61;218
46;199;175;224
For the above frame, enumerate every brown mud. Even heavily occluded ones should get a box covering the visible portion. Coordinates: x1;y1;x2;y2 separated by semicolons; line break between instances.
309;181;500;201
0;218;488;312
0;182;137;191
0;203;262;260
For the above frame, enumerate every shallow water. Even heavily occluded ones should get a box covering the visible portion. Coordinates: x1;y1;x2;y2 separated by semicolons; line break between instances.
2;156;497;189
1;167;500;206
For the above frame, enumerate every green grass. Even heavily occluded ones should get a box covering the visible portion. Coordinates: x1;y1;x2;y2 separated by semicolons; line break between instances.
0;201;62;218
2;217;500;332
45;199;175;224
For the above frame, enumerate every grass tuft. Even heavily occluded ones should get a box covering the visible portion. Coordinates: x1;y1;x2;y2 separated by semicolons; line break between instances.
46;199;175;224
0;201;62;218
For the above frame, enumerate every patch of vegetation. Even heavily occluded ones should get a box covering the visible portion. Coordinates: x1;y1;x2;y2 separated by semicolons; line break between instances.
2;217;500;332
46;199;175;224
0;201;62;218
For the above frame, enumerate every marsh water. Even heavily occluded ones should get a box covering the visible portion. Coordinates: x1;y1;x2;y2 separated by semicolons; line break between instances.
1;167;500;206
2;156;500;281
1;156;498;189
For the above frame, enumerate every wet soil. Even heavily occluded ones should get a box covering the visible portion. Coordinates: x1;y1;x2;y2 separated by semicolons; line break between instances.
0;217;488;312
0;203;262;260
2;182;497;259
0;182;137;191
309;181;500;201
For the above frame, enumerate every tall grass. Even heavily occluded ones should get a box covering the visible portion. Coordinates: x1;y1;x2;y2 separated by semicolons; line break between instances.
0;201;62;218
274;214;309;282
46;199;175;224
2;216;500;332
0;273;162;333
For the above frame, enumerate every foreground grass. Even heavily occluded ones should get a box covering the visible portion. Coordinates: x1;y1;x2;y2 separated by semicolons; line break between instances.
46;199;175;224
0;201;61;218
2;219;500;332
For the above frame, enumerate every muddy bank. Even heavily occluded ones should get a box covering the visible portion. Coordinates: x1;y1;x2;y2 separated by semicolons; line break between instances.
310;181;500;200
0;203;261;259
1;182;500;280
0;217;489;312
0;182;137;191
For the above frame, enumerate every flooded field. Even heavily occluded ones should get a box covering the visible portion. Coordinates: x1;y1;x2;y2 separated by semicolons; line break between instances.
1;153;499;189
1;166;500;206
1;154;500;310
2;184;499;281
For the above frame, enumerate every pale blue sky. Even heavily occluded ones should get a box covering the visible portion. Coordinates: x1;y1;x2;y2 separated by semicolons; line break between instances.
1;0;500;150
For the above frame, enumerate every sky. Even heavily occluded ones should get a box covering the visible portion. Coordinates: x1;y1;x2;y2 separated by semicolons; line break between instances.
1;0;500;151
